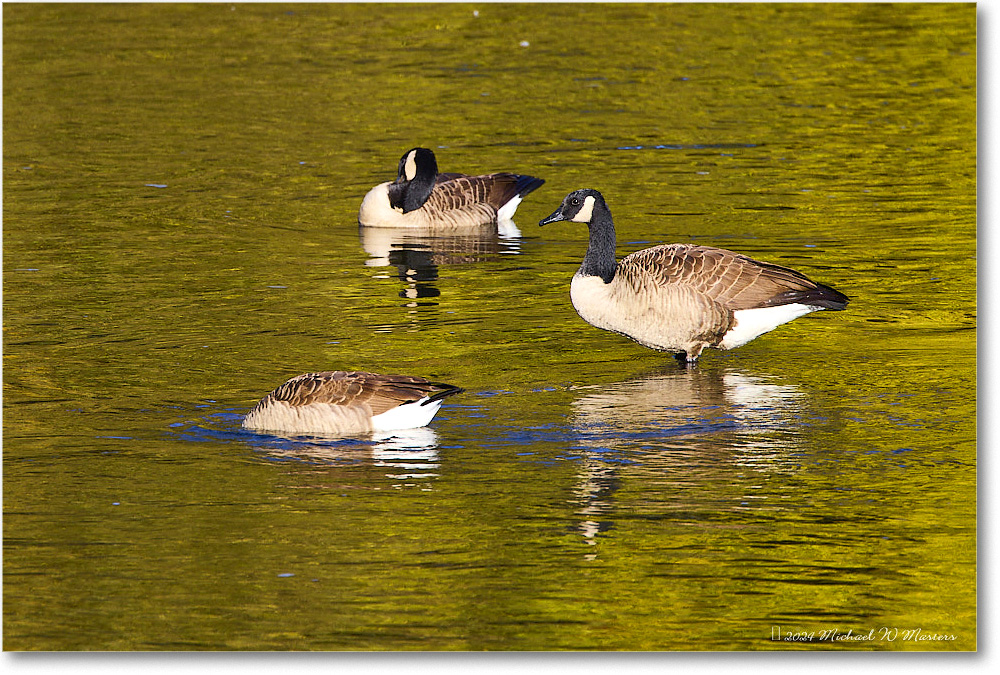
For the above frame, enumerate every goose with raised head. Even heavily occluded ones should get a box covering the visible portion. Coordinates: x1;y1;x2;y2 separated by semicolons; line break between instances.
539;189;849;363
242;371;464;436
359;147;545;228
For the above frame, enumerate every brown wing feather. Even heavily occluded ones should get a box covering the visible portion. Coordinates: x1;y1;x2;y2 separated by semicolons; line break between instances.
429;173;542;210
256;371;457;417
435;172;467;183
481;173;532;210
418;177;498;226
428;176;499;211
620;244;845;311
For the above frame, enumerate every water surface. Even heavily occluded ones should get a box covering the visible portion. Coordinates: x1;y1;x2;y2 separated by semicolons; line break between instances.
3;3;976;651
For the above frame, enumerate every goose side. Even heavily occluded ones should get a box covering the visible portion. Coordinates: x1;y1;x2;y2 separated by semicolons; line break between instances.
242;370;464;435
539;188;849;363
358;147;545;228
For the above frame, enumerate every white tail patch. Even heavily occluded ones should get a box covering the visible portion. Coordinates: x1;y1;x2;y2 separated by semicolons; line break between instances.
371;396;444;432
720;303;820;349
496;195;524;222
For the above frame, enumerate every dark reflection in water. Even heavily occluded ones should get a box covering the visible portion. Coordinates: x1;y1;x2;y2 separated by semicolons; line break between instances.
566;367;807;555
359;223;523;304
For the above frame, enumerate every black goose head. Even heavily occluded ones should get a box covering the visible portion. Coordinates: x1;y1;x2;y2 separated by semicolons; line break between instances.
540;188;617;283
387;147;438;213
538;188;606;226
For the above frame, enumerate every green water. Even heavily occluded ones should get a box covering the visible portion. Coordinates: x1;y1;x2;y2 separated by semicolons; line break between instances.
3;3;976;651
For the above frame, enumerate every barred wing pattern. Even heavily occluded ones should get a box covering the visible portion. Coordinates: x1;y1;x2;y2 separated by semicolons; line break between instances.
423;173;540;226
618;244;848;311
252;371;456;417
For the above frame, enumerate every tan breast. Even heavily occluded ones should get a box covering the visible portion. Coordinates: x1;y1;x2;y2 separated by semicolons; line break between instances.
243;400;376;435
570;269;732;354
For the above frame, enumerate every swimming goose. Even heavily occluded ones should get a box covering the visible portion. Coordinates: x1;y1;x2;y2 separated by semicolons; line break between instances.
358;147;545;228
539;189;849;363
242;371;464;435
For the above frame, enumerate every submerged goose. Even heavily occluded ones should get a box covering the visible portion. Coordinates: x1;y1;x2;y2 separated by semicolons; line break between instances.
539;189;849;363
242;371;464;436
358;147;545;228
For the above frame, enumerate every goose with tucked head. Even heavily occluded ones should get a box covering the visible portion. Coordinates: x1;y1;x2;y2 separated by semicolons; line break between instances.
539;189;849;363
359;147;545;228
243;371;464;436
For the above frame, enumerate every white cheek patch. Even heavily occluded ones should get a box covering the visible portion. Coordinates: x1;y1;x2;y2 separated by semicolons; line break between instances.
404;151;417;181
571;195;595;222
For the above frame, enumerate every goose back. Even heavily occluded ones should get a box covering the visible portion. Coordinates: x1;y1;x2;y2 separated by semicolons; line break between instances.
243;371;463;435
422;173;528;225
618;244;847;311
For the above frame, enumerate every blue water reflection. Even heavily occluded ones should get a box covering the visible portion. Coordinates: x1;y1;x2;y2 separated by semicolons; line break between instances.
169;409;444;488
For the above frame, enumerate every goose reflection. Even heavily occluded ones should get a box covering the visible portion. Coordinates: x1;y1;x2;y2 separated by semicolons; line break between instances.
572;459;620;560
566;367;807;554
359;223;522;305
570;368;804;445
246;426;443;489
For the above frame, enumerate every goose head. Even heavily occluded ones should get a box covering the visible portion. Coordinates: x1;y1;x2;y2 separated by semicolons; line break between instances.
539;188;618;282
388;147;438;213
538;188;605;226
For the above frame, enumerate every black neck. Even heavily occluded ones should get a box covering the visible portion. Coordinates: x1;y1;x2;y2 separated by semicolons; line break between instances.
579;200;618;283
388;166;436;213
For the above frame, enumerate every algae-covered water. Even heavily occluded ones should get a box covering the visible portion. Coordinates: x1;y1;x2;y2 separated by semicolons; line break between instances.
3;3;976;650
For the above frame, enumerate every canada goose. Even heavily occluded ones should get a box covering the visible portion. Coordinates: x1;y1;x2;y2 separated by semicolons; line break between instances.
242;371;464;436
358;147;545;228
539;189;849;363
